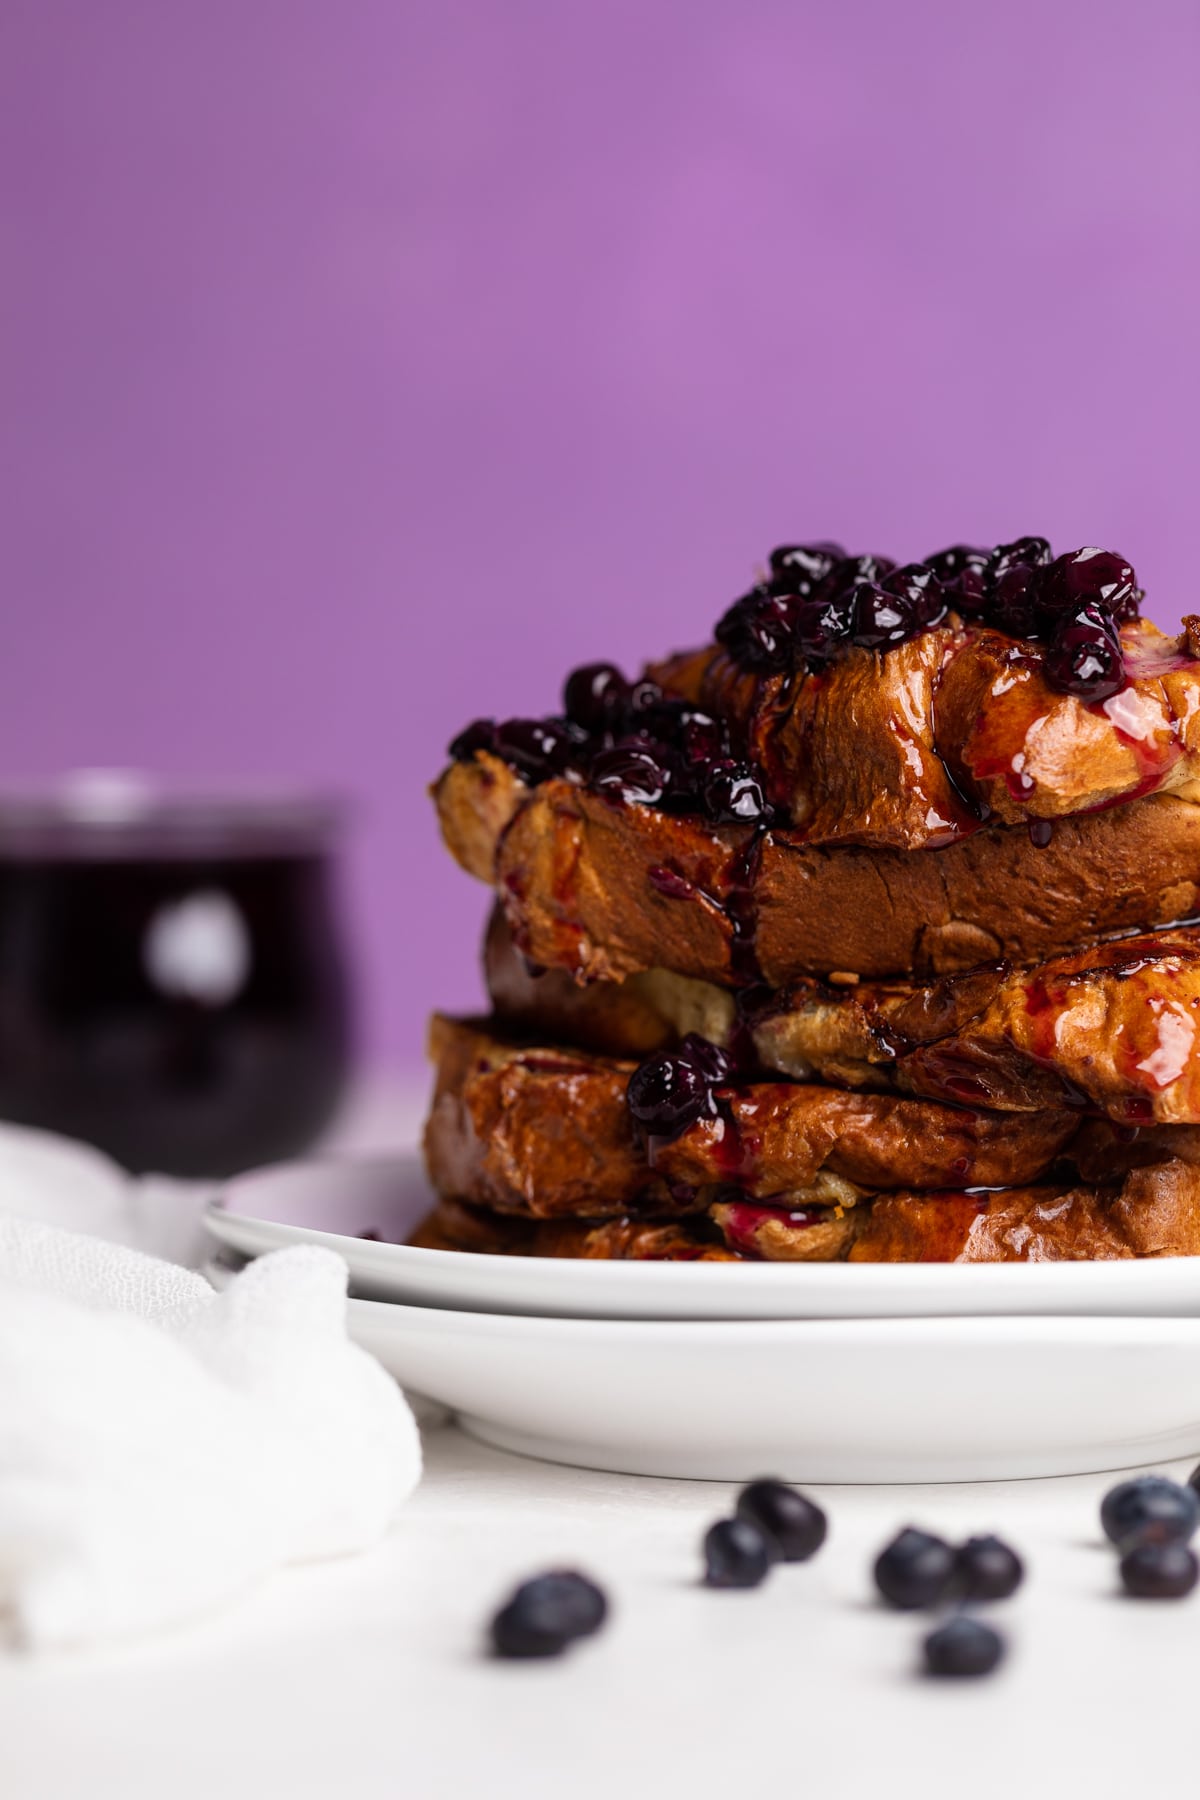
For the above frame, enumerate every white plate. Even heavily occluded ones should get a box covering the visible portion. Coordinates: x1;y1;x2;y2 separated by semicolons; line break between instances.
206;1153;1200;1322
346;1300;1200;1482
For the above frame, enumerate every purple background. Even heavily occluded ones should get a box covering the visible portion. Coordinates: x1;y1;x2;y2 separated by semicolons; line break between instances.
2;1;1198;1064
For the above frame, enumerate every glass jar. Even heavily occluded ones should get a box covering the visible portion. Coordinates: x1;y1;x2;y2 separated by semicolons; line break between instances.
0;772;352;1176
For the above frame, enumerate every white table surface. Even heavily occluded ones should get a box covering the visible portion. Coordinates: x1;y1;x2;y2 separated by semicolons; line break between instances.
4;1079;1200;1798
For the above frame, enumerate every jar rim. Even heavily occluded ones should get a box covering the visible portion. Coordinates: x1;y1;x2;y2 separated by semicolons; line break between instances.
0;770;345;859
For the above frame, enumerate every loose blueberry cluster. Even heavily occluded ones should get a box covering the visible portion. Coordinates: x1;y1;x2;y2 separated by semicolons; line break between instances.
485;1463;1200;1677
449;665;773;823
874;1526;1024;1609
1100;1472;1200;1598
625;1033;732;1141
714;537;1141;702
703;1478;830;1587
872;1525;1022;1678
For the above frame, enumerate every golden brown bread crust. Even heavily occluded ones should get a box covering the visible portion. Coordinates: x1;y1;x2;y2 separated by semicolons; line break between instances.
448;770;1200;986
424;1017;1081;1218
850;1162;1200;1261
650;618;1200;846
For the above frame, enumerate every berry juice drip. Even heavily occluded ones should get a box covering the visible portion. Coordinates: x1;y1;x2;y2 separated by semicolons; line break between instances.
725;828;766;986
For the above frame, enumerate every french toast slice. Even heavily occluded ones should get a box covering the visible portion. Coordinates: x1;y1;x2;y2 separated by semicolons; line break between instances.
849;1163;1200;1261
483;909;1200;1124
424;1017;1082;1219
438;762;1200;985
412;1162;1200;1262
649;617;1200;846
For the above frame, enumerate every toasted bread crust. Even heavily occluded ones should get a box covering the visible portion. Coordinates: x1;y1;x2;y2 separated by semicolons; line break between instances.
443;767;1200;985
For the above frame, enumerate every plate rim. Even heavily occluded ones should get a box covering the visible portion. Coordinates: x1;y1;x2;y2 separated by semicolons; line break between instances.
347;1291;1200;1345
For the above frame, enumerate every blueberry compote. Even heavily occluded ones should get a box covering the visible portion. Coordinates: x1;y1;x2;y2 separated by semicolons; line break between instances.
0;779;350;1177
626;1034;732;1141
445;536;1147;835
712;536;1143;702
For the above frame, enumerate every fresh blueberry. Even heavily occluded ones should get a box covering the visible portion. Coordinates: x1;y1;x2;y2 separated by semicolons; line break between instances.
448;718;498;761
703;1517;772;1588
589;742;672;805
955;1535;1024;1602
563;663;630;734
704;763;770;824
874;1527;958;1609
490;1570;609;1658
1120;1543;1200;1600
1190;1462;1200;1498
715;590;799;673
923;1617;1006;1678
736;1480;828;1563
1100;1475;1200;1550
1037;547;1141;624
1043;602;1127;700
767;542;846;596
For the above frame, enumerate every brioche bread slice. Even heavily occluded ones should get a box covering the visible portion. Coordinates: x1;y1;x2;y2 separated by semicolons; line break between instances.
425;1017;1083;1219
412;1162;1200;1263
649;617;1200;847
438;758;1200;986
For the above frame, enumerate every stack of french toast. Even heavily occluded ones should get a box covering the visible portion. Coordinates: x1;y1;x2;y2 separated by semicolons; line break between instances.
419;537;1200;1263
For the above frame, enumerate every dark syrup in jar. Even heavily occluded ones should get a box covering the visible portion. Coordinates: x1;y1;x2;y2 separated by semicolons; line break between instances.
0;778;351;1176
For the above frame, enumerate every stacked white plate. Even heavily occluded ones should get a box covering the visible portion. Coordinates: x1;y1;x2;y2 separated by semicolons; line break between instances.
205;1153;1200;1485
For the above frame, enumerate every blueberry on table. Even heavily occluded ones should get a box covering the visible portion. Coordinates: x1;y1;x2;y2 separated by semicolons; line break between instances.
490;1570;609;1658
1190;1463;1200;1498
923;1617;1006;1678
1119;1544;1199;1600
1100;1475;1200;1550
703;1517;772;1588
874;1527;957;1610
736;1479;828;1563
955;1535;1024;1602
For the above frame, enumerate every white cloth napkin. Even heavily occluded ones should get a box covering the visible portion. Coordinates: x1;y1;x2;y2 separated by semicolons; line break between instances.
0;1125;422;1651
